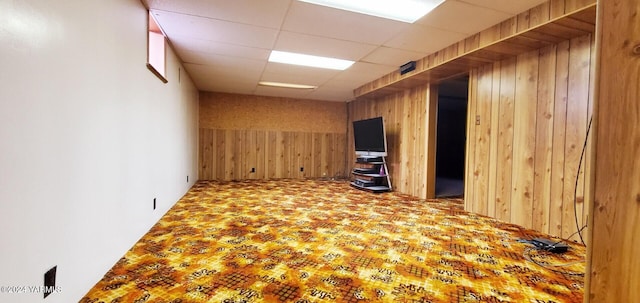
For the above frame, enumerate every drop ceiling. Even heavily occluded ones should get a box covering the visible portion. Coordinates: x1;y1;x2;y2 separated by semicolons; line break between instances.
143;0;548;102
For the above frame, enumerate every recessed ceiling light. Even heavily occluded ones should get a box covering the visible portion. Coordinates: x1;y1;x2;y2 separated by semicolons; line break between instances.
268;50;354;70
258;81;318;89
298;0;444;23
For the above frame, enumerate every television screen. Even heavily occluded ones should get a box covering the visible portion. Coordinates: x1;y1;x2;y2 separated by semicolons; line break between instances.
352;116;387;157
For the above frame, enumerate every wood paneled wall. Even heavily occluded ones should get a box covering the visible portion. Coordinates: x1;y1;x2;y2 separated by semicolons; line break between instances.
199;92;348;180
347;85;437;199
199;129;346;180
344;0;597;245
200;92;346;133
465;34;594;242
587;0;640;301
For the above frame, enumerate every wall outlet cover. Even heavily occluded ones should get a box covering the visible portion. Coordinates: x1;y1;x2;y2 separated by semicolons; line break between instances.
44;266;56;298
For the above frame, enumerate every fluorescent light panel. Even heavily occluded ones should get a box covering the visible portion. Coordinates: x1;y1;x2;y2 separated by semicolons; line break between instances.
259;81;317;89
298;0;443;23
268;50;354;70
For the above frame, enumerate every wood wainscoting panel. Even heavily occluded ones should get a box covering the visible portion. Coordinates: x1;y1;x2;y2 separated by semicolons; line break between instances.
549;40;570;238
495;57;517;223
198;92;348;181
511;50;540;230
464;69;478;212
588;0;640;301
561;34;591;240
198;129;346;181
533;44;558;235
466;34;594;242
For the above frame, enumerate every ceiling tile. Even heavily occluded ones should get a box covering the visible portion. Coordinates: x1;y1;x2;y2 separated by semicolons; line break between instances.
362;46;429;66
185;63;259;94
152;10;278;49
282;1;408;45
253;86;314;99
320;78;362;91
383;24;467;53
179;50;267;73
274;31;378;61
458;0;548;14
332;62;397;87
261;62;340;85
259;72;329;87
170;35;270;60
305;86;354;102
144;0;291;28
417;1;512;34
146;0;552;100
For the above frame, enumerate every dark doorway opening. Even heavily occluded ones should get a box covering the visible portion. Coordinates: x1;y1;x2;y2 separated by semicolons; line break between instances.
435;76;468;198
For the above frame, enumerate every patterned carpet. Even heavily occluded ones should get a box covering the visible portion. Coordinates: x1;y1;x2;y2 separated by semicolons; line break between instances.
81;179;586;303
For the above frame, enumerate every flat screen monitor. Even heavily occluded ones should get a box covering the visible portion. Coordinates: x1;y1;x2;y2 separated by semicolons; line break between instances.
352;116;387;157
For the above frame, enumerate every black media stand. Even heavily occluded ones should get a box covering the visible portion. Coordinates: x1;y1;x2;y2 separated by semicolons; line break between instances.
350;156;392;193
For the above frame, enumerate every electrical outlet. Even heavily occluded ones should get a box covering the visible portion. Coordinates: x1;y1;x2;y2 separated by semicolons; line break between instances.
251;167;256;173
153;198;156;210
44;266;56;299
300;167;304;172
475;115;481;125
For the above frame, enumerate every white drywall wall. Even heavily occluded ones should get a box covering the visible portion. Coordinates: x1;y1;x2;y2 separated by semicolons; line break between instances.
0;0;199;302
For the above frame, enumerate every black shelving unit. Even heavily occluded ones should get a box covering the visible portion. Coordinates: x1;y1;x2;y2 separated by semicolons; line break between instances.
350;156;392;193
